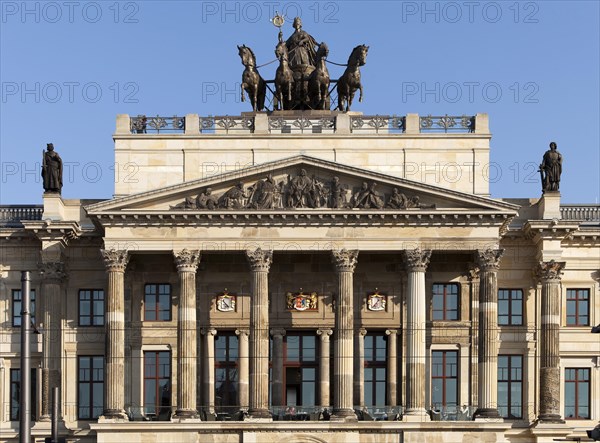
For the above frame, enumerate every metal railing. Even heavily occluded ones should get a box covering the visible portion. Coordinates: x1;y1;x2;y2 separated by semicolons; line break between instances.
130;115;185;134
268;115;335;134
199;116;255;134
420;115;475;133
351;115;405;134
125;114;480;135
0;205;43;225
560;204;600;221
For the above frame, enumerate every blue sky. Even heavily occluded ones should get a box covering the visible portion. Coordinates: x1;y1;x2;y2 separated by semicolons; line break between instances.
1;0;598;204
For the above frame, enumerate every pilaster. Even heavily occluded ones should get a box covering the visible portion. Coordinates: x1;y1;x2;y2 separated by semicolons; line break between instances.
316;328;333;409
235;329;250;411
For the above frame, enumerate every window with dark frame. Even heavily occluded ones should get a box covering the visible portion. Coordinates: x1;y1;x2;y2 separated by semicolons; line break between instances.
431;350;458;408
498;355;523;419
565;368;590;419
498;289;524;326
364;333;387;409
566;289;590;326
78;356;104;419
432;284;459;321
215;332;239;413
284;333;317;408
144;284;171;321
144;351;171;420
10;368;37;421
79;289;105;326
12;289;36;327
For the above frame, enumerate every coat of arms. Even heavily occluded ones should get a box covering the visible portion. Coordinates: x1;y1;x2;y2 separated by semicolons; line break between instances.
216;291;236;312
367;291;386;311
286;291;318;311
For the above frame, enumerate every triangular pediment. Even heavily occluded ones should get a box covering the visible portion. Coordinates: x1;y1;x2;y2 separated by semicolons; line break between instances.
85;155;518;215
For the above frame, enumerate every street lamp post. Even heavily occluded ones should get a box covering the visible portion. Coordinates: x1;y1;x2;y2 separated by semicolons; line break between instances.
20;271;32;443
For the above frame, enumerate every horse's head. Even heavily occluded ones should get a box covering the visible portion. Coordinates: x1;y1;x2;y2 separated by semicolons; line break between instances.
348;44;369;66
317;42;329;59
238;44;256;67
275;41;288;61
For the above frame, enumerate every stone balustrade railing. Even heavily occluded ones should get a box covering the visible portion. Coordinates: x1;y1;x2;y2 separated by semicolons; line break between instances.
0;205;43;225
119;113;488;135
560;204;600;222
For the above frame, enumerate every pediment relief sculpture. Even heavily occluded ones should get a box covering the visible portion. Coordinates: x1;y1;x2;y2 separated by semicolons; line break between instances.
170;170;436;211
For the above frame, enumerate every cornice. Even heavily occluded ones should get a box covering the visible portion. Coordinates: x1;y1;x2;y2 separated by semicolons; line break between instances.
92;210;513;228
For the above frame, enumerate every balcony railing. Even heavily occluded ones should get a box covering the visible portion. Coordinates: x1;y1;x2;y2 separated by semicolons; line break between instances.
560;204;600;222
0;205;43;225
123;113;482;136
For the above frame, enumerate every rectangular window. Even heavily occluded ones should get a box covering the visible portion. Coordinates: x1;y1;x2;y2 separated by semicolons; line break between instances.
565;368;590;419
364;333;387;408
12;289;36;327
284;334;317;408
566;289;590;326
144;351;171;420
144;284;171;321
78;356;104;419
431;351;458;407
79;290;105;326
10;368;37;421
498;289;523;326
498;355;523;419
215;333;239;413
432;284;459;321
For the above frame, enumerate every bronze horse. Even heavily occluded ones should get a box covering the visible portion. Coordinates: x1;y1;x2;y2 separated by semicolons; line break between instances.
337;44;369;112
308;42;330;110
274;41;294;110
238;45;266;112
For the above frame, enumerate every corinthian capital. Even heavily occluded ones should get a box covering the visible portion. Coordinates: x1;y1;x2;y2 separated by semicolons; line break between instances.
476;248;504;271
173;249;201;273
331;249;358;272
38;261;67;281
403;248;432;272
246;248;273;272
100;249;130;273
536;260;565;282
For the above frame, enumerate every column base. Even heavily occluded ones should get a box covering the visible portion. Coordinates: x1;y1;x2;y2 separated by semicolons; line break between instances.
38;414;51;422
331;408;357;422
474;408;501;419
248;408;272;420
402;408;430;422
173;409;199;420
536;414;565;424
99;410;129;422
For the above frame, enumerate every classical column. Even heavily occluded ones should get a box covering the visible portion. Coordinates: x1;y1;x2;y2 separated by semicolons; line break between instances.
100;249;129;420
536;260;566;423
38;261;66;421
173;249;201;419
474;248;504;419
316;328;333;409
331;249;358;420
403;248;431;419
235;329;250;411
354;328;367;407
270;328;286;408
468;266;480;409
245;248;273;419
203;328;217;416
386;329;398;408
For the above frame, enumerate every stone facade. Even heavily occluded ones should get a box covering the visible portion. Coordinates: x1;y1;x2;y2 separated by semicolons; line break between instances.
0;113;598;442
